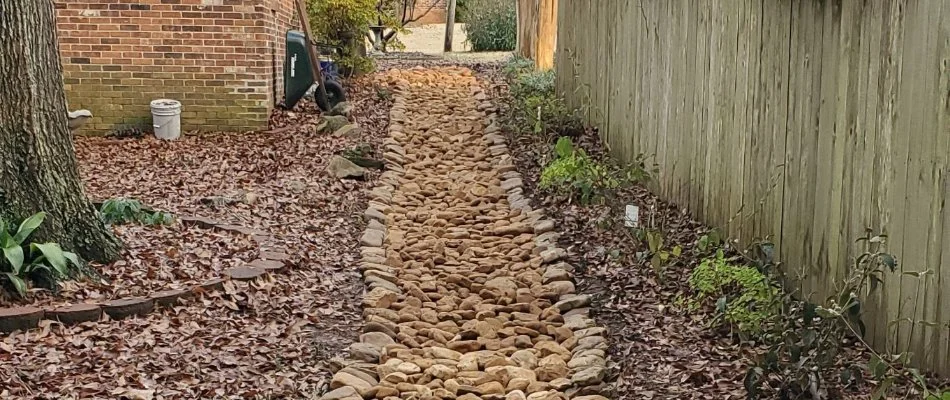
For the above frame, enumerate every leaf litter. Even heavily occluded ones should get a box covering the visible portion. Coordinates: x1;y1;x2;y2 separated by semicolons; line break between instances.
475;61;939;399
0;76;392;398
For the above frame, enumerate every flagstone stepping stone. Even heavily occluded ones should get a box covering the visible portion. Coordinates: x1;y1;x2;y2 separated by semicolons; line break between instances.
150;289;190;308
45;303;101;325
102;298;154;320
0;306;44;333
249;258;286;272
195;278;226;292
225;266;264;281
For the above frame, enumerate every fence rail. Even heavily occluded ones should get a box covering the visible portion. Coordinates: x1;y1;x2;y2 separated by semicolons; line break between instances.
555;0;950;375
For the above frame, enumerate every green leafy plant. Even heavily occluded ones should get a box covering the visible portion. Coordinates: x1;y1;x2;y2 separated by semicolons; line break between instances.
696;228;723;255
540;137;616;204
738;231;944;399
689;249;779;338
503;56;535;79
507;68;584;137
540;137;650;204
307;0;381;75
461;0;516;51
642;228;682;282
1;212;83;297
99;198;173;226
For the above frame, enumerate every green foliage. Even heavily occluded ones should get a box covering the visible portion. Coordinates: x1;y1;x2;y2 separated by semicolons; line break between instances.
540;138;617;204
506;66;584;137
540;137;648;204
0;212;83;297
99;198;173;226
306;0;380;75
640;228;682;281
737;231;946;399
502;56;535;79
511;68;555;98
455;0;470;22
461;0;516;51
688;250;779;336
695;228;723;255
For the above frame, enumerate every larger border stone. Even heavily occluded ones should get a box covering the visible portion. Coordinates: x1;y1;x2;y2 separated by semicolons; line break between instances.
45;303;101;325
102;298;154;320
258;251;292;264
225;266;265;281
249;258;286;272
0;306;43;333
216;224;268;236
194;278;226;293
150;289;190;308
179;215;218;229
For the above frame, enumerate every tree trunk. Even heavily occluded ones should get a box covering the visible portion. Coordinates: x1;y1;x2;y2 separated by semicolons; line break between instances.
516;0;538;60
0;0;121;263
535;0;557;70
517;0;557;70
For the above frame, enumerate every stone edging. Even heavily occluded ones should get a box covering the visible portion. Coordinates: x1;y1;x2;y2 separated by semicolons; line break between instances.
322;71;611;400
0;216;294;334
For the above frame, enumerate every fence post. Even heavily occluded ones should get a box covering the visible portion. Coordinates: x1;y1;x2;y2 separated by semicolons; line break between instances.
444;0;457;52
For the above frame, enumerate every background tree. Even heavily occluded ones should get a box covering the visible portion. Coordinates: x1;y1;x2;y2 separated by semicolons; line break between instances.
0;0;122;263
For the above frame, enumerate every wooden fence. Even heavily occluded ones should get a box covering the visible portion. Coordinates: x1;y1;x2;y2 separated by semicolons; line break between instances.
555;0;950;375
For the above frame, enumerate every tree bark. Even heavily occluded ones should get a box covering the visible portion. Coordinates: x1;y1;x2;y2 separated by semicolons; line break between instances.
0;0;121;262
535;0;557;70
516;0;557;70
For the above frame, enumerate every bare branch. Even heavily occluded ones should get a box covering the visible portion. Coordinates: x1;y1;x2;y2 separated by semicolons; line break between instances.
402;0;441;25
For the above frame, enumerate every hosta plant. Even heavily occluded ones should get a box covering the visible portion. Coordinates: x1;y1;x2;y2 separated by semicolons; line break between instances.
1;212;82;297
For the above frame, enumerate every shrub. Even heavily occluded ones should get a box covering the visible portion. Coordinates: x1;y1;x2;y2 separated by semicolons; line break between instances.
688;250;779;337
502;56;535;79
508;69;584;136
461;0;516;51
540;137;622;204
455;0;470;22
99;198;173;226
1;212;83;297
307;0;380;75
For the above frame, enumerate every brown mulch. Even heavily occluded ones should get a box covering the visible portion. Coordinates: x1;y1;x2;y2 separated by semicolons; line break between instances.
472;61;946;399
481;70;752;399
0;77;390;398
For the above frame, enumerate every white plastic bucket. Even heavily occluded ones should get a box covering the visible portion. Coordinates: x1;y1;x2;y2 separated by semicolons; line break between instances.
150;99;182;140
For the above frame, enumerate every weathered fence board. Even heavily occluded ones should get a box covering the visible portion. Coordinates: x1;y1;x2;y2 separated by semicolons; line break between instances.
556;0;950;376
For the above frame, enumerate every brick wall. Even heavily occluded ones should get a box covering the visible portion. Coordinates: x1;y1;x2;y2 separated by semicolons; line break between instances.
55;0;299;133
406;0;446;26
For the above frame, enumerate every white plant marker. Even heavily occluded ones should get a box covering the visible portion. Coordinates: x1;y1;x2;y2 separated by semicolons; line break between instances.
624;204;640;228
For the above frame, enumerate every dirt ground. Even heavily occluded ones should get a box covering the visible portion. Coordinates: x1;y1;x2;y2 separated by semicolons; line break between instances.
397;23;511;63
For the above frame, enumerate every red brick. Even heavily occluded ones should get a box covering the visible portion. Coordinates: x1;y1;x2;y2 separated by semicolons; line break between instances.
55;0;297;133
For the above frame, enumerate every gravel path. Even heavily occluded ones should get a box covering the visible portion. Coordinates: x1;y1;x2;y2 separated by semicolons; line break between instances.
322;67;610;400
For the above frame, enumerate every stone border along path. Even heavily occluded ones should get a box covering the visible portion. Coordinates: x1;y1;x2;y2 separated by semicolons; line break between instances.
0;216;294;333
324;67;610;400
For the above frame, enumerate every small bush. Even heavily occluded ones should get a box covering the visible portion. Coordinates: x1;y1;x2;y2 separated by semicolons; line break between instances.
502;56;536;79
1;212;83;297
99;198;173;226
455;0;470;22
307;0;379;75
508;69;584;136
461;0;516;51
540;137;620;204
688;250;779;336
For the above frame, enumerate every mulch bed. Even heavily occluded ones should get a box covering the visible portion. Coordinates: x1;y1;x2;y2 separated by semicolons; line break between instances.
0;77;391;398
474;62;945;399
